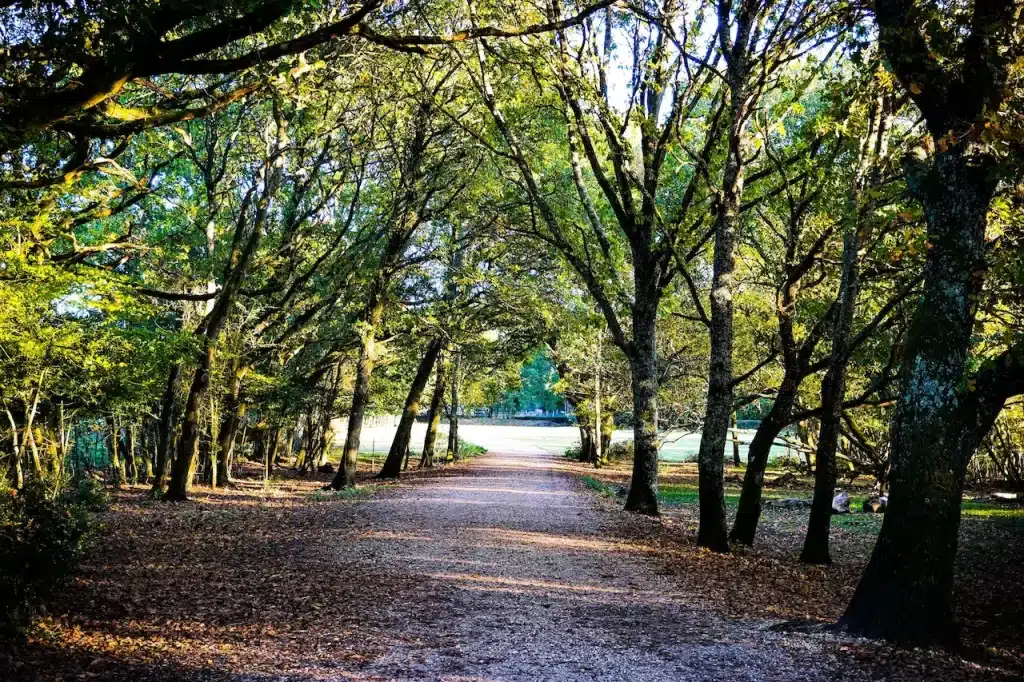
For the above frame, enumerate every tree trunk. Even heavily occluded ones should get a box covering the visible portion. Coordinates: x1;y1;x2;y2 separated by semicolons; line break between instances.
141;423;154;483
268;428;280;478
167;349;210;497
419;360;447;468
164;345;212;500
730;413;741;467
316;363;343;470
298;411;316;473
317;416;332;469
330;298;384;489
282;425;295;465
253;429;265;464
25;423;42;480
24;379;44;479
802;223;860;564
577;414;596;463
694;73;747;552
109;417;127;487
446;353;460;461
215;363;248;486
57;403;70;474
801;366;843;564
206;395;219;486
731;377;798;545
5;408;24;489
839;148;996;644
593;337;603;466
694;214;738;550
152;364;178;493
600;413;613;460
126;424;138;484
165;160;275;500
624;291;659;515
379;338;442;479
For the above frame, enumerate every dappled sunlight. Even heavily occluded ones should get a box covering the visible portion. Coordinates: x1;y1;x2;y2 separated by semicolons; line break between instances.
13;449;1017;682
465;454;581;473
426;486;564;496
426;572;632;594
359;530;436;541
363;496;593;511
466;527;655;554
390;555;500;568
35;612;404;680
421;573;682;607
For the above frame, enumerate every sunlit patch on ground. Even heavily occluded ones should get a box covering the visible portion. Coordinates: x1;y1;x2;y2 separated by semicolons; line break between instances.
3;451;1020;681
562;455;1024;671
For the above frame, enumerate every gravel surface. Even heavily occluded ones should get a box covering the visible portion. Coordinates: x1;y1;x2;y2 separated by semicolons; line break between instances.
336;450;858;681
9;448;1014;681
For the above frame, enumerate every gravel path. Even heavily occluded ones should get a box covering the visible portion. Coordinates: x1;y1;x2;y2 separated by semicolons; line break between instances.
9;447;1010;681
343;449;850;681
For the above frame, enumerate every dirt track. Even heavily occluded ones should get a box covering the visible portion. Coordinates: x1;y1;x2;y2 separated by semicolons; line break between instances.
341;449;854;681
6;449;1017;681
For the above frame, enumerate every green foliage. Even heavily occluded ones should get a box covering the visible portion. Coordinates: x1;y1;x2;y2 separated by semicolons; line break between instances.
605;440;633;463
0;476;105;635
658;486;703;506
457;441;487;459
497;352;562;414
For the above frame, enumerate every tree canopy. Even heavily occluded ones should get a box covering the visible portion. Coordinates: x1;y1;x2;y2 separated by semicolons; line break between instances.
2;0;1023;652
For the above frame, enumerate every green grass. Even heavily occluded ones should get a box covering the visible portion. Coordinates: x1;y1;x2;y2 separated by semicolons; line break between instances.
961;501;1024;528
658;484;791;507
655;484;1022;530
580;475;616;497
658;485;703;506
832;513;884;533
307;484;378;502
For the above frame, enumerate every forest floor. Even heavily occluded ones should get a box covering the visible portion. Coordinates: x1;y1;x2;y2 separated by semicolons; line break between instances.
3;449;1022;681
574;459;1024;669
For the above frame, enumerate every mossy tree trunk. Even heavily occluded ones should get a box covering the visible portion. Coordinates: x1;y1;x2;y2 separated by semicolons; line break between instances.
419;359;447;468
379;338;442;479
838;0;1022;644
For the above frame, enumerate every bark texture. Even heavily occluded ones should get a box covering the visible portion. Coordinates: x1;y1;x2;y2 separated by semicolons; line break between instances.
838;0;1019;643
802;217;861;564
419;360;447;468
695;93;744;551
379;338;442;479
446;353;460;461
840;149;994;643
331;298;383;489
624;292;659;515
731;378;798;544
215;362;248;486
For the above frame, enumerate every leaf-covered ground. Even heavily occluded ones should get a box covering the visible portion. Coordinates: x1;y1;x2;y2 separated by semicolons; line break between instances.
2;451;1021;681
575;458;1024;673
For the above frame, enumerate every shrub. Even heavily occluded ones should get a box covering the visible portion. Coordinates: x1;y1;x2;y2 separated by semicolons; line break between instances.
564;445;584;460
771;453;805;472
457;441;486;458
0;476;105;635
606;440;633;462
